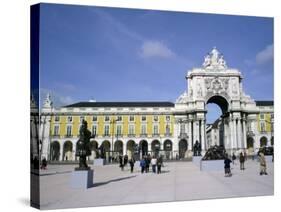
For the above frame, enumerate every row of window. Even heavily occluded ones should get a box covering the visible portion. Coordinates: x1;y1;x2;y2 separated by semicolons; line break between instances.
54;115;171;123
53;124;171;137
259;113;274;120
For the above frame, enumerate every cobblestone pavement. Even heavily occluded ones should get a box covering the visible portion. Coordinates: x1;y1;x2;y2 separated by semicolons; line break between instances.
38;160;274;210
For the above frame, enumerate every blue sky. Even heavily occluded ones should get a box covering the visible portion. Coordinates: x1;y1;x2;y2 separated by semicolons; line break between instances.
39;3;273;123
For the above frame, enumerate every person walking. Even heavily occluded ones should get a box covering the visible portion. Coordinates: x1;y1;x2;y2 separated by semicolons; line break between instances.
157;156;162;174
140;158;146;174
124;154;128;167
129;157;135;173
151;156;157;173
232;153;236;165
144;156;149;173
119;155;124;171
239;152;245;170
147;154;151;172
259;152;268;175
244;150;247;161
224;154;232;177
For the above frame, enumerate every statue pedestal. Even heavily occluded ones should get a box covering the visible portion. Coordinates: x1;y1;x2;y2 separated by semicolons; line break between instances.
70;169;94;189
135;160;140;168
192;156;202;167
200;160;224;171
93;158;105;166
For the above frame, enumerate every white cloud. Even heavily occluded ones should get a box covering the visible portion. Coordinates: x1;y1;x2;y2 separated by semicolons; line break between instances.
139;41;176;59
256;44;273;65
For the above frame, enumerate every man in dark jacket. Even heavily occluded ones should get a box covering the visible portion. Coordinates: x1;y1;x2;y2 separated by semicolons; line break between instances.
129;157;135;173
119;155;124;171
224;154;232;177
140;158;146;174
239;152;245;170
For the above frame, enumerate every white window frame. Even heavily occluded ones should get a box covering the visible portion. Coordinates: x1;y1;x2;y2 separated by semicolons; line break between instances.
129;125;135;135
66;125;72;136
104;116;110;122
67;116;73;123
104;125;110;136
92;125;97;136
153;124;159;134
116;125;122;135
129;115;135;122
54;125;59;135
92;116;98;122
141;124;146;134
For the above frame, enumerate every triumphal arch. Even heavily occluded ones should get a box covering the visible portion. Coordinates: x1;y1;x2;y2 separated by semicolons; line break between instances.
175;47;259;154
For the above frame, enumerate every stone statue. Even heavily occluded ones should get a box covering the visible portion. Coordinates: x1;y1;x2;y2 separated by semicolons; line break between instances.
75;120;94;170
218;55;227;68
202;53;211;67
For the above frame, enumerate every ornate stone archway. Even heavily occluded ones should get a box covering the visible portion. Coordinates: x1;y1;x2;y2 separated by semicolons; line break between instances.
175;47;258;154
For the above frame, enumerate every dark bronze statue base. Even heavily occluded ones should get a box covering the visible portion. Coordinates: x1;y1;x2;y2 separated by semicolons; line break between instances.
75;166;91;171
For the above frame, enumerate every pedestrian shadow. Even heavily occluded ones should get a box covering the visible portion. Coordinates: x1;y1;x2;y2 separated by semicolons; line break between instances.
90;175;137;188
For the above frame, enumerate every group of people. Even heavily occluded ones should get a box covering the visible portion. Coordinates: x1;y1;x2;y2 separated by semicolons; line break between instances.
117;154;164;174
231;152;246;170
140;155;163;174
224;151;268;177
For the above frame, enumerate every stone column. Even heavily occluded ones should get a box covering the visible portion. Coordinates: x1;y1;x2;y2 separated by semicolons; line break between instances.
252;119;258;149
59;142;63;161
173;141;179;158
229;115;234;151
188;121;192;150
174;120;179;139
148;142;152;153
242;117;247;149
237;118;242;149
72;142;76;161
195;120;199;143
41;116;51;161
201;119;206;150
123;142;127;156
233;118;237;150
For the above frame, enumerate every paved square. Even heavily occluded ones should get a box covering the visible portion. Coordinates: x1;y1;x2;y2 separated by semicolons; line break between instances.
39;160;274;210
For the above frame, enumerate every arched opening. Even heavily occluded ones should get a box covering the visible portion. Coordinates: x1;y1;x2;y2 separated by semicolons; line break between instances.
50;141;60;161
164;139;173;160
114;140;123;156
139;140;148;158
247;137;254;154
126;140;136;159
100;140;111;160
151;140;160;157
63;141;73;161
260;136;267;147
89;140;99;160
206;95;229;148
179;139;188;159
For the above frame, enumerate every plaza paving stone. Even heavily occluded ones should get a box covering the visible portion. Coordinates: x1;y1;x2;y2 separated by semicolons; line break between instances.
39;160;274;210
